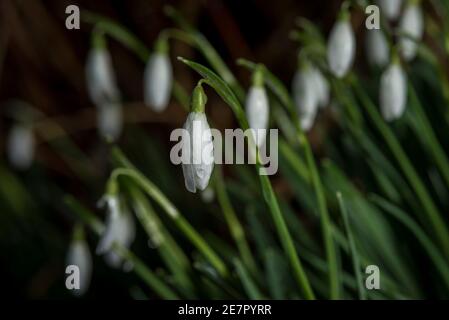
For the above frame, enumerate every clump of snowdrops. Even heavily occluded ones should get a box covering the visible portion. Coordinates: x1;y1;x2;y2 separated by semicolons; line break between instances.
5;0;449;299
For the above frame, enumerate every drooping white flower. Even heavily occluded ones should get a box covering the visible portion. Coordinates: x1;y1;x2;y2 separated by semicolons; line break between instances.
182;112;214;193
144;53;173;112
97;103;123;141
86;47;120;106
327;16;356;78
245;86;269;147
376;0;403;20
7;124;35;170
365;29;390;68
66;236;92;296
380;62;407;121
310;67;330;108
292;66;319;131
201;185;215;203
96;196;135;269
399;2;423;61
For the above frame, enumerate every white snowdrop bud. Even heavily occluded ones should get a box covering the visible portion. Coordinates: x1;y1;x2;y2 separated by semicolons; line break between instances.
66;227;92;296
292;65;319;131
201;185;215;203
7;124;35;170
245;68;269;147
310;67;330;109
96;196;136;269
97;103;123;141
376;0;403;20
327;12;356;78
181;85;214;193
86;47;120;106
144;38;173;112
399;1;423;61
380;60;407;121
365;29;390;68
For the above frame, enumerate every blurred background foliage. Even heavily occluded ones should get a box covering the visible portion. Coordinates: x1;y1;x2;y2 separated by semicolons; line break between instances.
1;0;449;299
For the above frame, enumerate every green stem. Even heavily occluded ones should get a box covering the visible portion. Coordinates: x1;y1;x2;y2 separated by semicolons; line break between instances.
110;150;228;277
214;168;258;275
352;77;449;258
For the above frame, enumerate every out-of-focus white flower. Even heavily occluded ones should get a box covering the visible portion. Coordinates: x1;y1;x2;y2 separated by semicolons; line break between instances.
7;124;35;170
327;15;356;78
181;84;214;193
66;235;92;296
96;196;135;269
399;2;423;61
86;47;120;106
245;86;269;147
201;185;215;203
310;67;330;109
292;66;319;131
366;29;390;68
377;0;403;20
380;61;407;121
97;103;123;142
144;53;173;112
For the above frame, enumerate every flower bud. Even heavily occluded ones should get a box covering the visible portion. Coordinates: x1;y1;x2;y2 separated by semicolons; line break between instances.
380;61;407;121
7;124;35;170
365;29;390;68
327;13;356;78
376;0;403;20
399;2;423;61
311;67;330;109
144;40;173;111
245;68;269;147
86;47;120;106
181;85;214;193
292;65;319;131
97;103;123;141
66;226;92;296
96;196;136;269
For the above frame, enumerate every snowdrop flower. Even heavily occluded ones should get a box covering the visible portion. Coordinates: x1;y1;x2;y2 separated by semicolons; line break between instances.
399;1;424;61
144;38;173;112
380;59;407;121
97;103;123;142
86;46;120;106
66;226;92;296
7;124;35;170
365;29;390;68
96;196;135;269
376;0;403;20
245;67;269;147
292;64;319;131
181;84;214;193
311;67;330;109
201;186;215;203
327;10;356;78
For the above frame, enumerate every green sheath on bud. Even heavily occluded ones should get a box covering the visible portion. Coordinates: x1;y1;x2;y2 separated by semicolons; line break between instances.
155;36;169;54
252;65;264;87
191;83;207;113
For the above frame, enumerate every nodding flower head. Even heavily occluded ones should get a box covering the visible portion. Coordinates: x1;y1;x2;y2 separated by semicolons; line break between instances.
365;28;390;68
96;195;135;269
399;1;423;61
86;44;121;107
144;37;173;112
181;84;214;193
376;0;403;20
245;66;269;147
7;124;35;170
380;57;407;121
66;225;92;296
327;10;356;78
292;62;320;131
97;102;123;142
